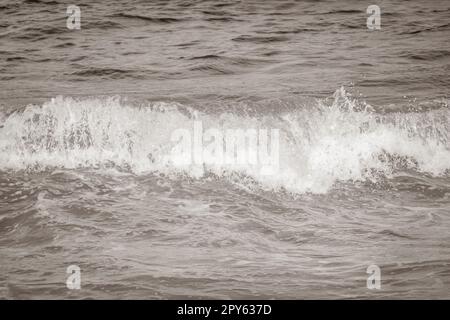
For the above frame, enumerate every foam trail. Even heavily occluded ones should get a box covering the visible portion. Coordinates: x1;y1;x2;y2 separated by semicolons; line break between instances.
0;88;449;193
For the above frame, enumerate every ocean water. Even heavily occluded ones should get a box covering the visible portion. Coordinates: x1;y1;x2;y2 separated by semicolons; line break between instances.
0;0;450;299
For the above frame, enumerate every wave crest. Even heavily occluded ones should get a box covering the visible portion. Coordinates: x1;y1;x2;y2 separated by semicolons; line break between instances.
0;88;449;193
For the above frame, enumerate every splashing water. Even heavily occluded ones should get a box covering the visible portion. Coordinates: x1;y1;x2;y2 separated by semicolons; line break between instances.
1;88;449;194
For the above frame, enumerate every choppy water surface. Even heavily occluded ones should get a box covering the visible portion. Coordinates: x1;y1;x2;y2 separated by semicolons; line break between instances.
0;0;450;299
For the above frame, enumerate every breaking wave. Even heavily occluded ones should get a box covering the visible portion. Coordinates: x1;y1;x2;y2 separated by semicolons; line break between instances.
0;88;449;193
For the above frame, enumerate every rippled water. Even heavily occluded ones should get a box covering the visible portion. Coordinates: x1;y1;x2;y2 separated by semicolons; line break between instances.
0;0;450;299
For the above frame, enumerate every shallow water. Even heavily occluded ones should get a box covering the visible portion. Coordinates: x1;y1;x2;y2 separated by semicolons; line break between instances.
0;0;449;299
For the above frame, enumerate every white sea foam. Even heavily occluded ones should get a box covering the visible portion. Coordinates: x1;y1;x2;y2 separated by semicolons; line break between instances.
0;88;449;193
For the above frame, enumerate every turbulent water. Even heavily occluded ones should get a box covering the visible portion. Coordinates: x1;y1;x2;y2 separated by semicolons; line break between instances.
1;0;450;299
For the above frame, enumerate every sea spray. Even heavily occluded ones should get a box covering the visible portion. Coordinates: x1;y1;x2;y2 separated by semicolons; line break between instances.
0;88;449;194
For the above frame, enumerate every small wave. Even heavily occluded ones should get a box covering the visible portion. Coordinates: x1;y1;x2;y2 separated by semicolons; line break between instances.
68;67;146;80
23;0;60;4
231;35;289;43
188;54;222;60
189;65;233;75
5;56;28;62
399;23;450;35
111;13;185;24
402;49;450;61
52;42;76;49
187;55;271;75
84;20;124;29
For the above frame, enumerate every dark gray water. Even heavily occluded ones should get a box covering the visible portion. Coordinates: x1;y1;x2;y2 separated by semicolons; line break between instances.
0;0;450;299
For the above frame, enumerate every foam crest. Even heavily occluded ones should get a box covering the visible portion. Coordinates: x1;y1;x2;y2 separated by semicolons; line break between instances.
0;89;449;193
